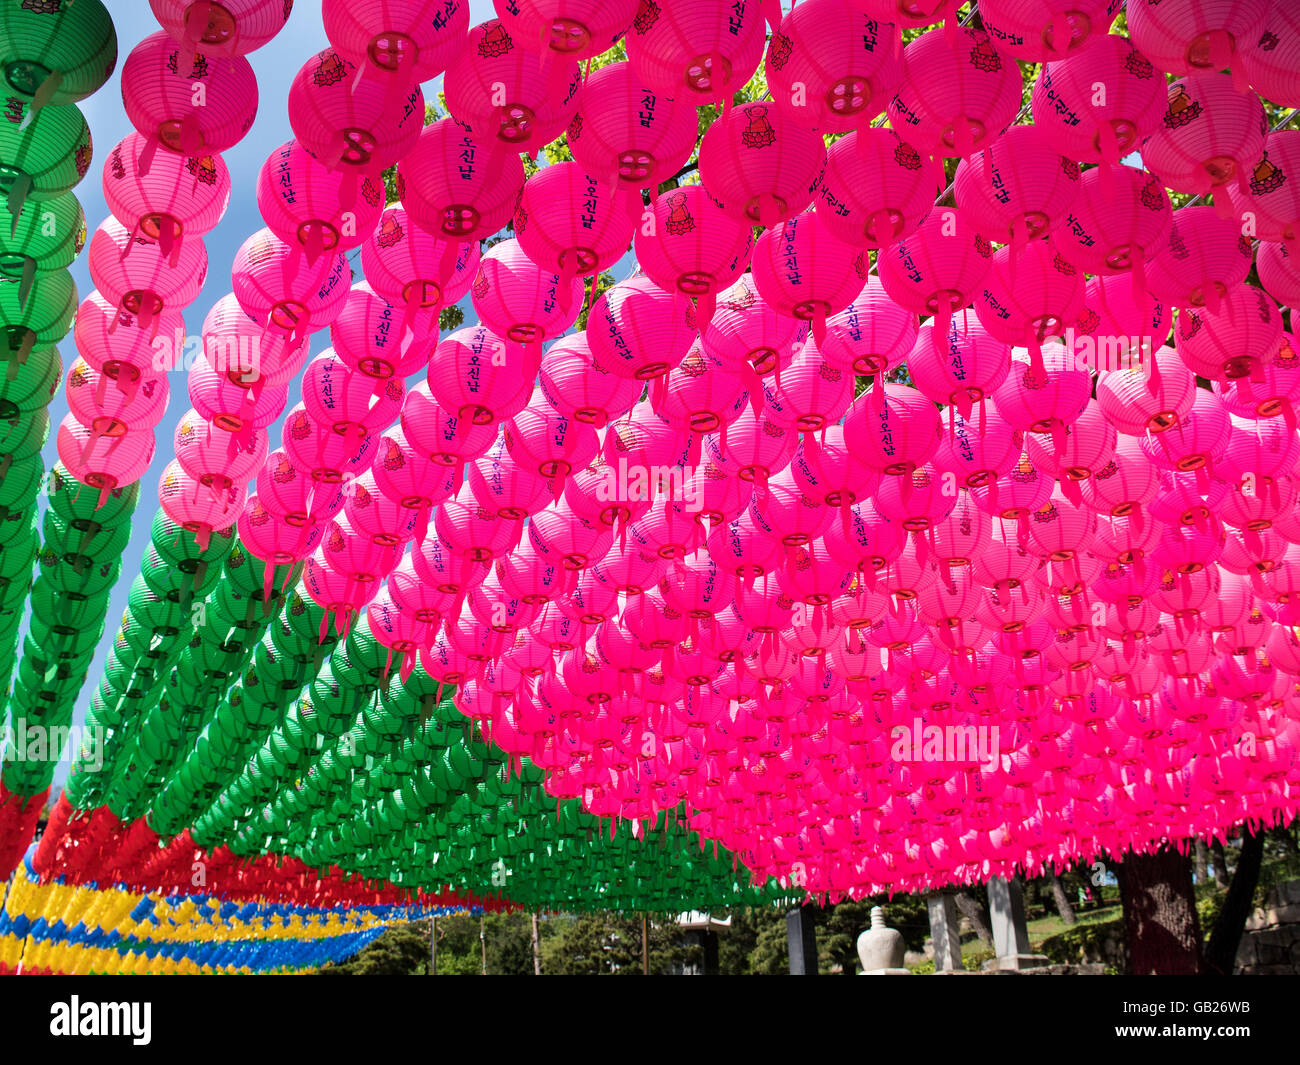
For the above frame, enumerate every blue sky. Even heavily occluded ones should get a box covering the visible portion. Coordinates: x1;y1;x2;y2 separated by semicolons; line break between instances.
33;0;500;788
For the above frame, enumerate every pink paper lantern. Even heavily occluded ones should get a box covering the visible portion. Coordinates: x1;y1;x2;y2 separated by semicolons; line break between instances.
159;458;246;551
1126;0;1268;79
494;0;638;60
979;0;1113;61
1175;283;1284;382
1228;130;1300;247
256;139;386;264
322;0;470;81
287;48;425;170
886;27;1022;159
444;20;581;155
231;227;351;344
328;283;435;382
121;31;258;158
56;415;155;503
538;333;642;428
427;325;539;426
88;217;207;329
954;125;1082;246
633;184;755;327
1241;2;1300;106
765;0;904;134
360;202;480;320
973;243;1086;377
150;0;291;58
470;238;584;345
877;207;994;346
103;131;229;262
1145;206;1253;312
397;118;525;241
751;209;869;342
698;101;826;228
624;0;766;102
565;60;697;190
1031;33;1167;167
1141;73;1267;198
812;127;937;249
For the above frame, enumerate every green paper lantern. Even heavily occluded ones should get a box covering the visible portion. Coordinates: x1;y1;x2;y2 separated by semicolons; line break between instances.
0;343;58;415
0;270;76;361
0;100;90;219
47;461;138;525
0;0;116;107
0;448;40;506
0;405;47;460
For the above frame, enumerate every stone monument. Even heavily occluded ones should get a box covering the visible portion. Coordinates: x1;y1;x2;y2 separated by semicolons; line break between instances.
857;906;909;975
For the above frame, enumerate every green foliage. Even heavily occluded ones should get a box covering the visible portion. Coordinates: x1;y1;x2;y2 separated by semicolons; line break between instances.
318;911;551;976
1039;916;1125;966
540;913;702;975
319;919;434;976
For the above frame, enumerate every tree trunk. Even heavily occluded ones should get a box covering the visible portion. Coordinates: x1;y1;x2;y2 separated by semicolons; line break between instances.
531;913;541;975
953;891;994;948
1204;826;1265;976
1048;873;1078;927
1193;839;1209;885
1119;844;1205;975
1209;838;1232;889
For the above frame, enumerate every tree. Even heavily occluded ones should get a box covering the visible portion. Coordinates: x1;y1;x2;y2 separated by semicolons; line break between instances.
1118;844;1205;975
1046;872;1077;928
1193;839;1210;885
541;912;701;975
1204;826;1265;976
319;920;433;976
1209;838;1233;889
954;890;994;948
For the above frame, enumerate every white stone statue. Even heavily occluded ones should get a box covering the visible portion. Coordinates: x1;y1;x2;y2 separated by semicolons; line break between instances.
857;906;909;974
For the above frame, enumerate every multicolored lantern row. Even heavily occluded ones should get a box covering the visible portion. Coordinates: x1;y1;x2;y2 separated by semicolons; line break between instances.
7;0;1300;929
